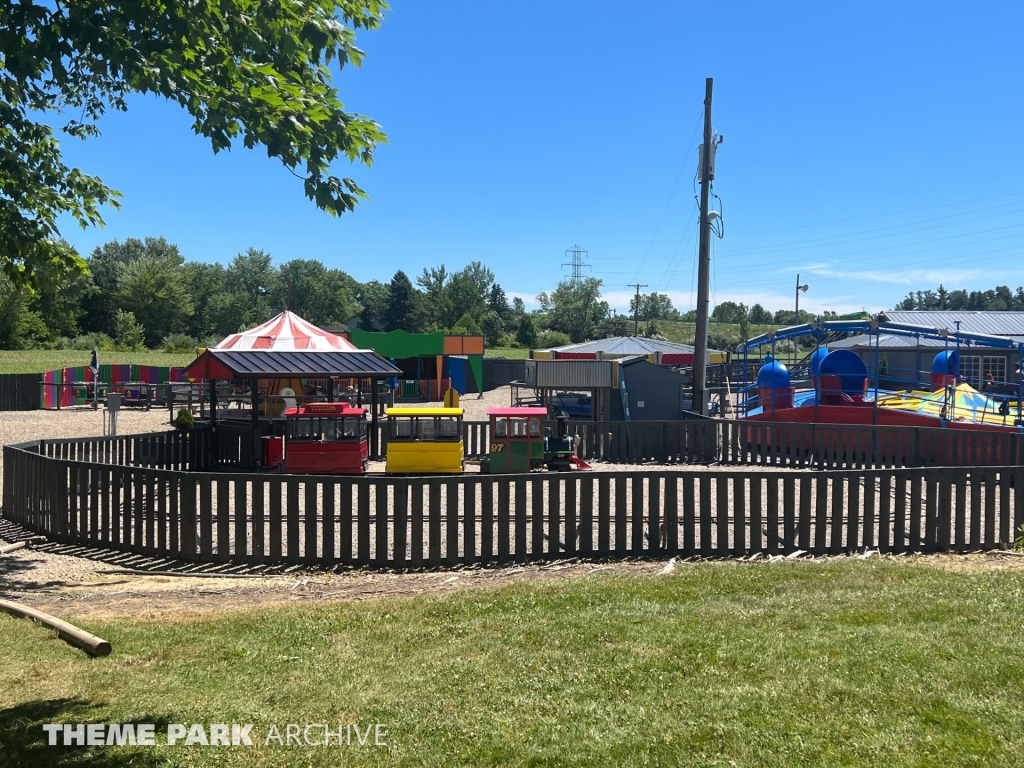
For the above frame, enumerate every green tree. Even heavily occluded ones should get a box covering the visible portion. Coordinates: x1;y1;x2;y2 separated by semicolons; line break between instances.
0;276;47;348
593;314;632;339
274;259;359;325
516;315;538;348
481;310;504;347
0;1;388;291
630;292;676;321
538;277;608;343
356;280;390;324
183;261;228;339
80;237;181;334
116;253;193;347
384;270;426;332
219;248;278;332
748;304;773;324
416;265;450;327
711;301;748;324
113;309;146;351
487;283;510;320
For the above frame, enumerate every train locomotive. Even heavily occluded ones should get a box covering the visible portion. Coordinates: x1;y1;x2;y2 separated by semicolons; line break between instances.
481;407;590;473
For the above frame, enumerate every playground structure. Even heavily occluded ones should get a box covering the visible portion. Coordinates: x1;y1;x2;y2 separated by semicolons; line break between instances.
738;316;1024;432
344;328;485;401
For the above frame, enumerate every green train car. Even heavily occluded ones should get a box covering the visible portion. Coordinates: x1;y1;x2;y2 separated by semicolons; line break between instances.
482;407;590;474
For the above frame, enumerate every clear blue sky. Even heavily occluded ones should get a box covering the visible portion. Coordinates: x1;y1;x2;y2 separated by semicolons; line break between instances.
54;1;1024;317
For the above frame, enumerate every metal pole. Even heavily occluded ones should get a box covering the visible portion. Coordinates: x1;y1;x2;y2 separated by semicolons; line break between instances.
692;77;714;416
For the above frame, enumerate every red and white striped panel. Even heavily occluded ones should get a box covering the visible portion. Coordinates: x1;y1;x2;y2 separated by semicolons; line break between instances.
214;311;357;351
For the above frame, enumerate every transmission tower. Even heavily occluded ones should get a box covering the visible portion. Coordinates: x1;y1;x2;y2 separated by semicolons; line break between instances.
562;244;591;283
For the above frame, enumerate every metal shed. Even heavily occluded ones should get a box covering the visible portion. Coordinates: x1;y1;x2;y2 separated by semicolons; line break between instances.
532;336;727;365
521;357;690;421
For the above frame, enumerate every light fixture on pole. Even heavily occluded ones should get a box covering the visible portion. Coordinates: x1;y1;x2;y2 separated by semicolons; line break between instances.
795;274;809;365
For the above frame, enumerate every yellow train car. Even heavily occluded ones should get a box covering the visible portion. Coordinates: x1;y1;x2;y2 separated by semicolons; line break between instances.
385;407;465;474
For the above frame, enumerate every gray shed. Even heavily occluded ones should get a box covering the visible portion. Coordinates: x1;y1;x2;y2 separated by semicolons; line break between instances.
611;356;689;421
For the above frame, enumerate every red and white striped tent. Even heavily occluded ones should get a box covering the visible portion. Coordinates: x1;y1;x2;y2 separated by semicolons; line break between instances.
214;311;358;351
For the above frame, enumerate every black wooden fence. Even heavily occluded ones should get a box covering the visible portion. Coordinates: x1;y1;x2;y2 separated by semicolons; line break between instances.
0;373;40;411
482;359;527;391
38;418;1024;473
6;440;1023;567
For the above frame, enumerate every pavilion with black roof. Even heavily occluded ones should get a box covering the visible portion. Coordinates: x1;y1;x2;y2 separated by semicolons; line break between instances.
185;349;402;468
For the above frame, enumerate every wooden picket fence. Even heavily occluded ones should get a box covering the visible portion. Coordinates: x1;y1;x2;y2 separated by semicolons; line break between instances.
0;373;40;411
5;439;1024;568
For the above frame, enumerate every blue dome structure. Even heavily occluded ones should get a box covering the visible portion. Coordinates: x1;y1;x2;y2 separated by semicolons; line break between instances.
818;350;869;395
810;347;830;377
932;349;960;375
757;361;791;389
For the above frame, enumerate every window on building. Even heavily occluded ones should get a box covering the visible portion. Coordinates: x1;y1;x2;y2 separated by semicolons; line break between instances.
962;356;1007;383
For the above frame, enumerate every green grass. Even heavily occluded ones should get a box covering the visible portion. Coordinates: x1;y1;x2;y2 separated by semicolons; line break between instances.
0;350;198;374
484;347;531;359
3;560;1024;767
657;321;783;347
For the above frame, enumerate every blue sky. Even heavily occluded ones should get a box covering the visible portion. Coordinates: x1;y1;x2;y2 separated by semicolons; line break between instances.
53;1;1024;316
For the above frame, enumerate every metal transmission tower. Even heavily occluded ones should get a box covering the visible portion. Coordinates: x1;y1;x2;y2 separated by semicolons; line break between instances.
562;245;591;283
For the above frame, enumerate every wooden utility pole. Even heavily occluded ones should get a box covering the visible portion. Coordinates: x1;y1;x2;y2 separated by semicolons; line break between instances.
628;283;648;336
692;77;714;415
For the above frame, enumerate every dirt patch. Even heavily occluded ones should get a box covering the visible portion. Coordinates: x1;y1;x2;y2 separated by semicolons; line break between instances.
8;543;1023;624
6;557;665;622
905;550;1024;573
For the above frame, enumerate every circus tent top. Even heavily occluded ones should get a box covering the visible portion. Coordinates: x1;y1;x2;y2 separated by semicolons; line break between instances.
214;311;358;351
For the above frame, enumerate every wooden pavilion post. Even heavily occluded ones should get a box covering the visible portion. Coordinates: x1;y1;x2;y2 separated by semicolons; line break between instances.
250;378;261;471
371;379;379;459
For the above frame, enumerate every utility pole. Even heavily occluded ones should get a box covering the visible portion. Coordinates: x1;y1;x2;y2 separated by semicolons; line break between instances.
628;283;648;336
692;77;714;415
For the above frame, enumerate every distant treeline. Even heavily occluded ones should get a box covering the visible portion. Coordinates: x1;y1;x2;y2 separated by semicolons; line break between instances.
896;285;1024;312
0;236;841;353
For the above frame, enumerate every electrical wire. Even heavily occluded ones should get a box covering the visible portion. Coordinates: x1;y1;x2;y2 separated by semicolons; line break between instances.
631;112;704;280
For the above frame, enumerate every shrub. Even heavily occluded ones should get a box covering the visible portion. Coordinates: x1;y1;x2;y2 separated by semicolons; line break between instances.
113;309;146;352
174;407;195;431
162;333;198;354
60;333;117;352
538;330;571;349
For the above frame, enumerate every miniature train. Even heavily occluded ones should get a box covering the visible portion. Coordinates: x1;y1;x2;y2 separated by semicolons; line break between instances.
479;407;590;473
279;404;588;476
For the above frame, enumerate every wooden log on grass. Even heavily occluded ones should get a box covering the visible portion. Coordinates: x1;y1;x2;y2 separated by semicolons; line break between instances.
0;599;112;657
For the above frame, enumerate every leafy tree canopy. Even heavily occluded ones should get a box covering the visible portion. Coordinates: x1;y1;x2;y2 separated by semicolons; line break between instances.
538;277;608;343
0;0;387;291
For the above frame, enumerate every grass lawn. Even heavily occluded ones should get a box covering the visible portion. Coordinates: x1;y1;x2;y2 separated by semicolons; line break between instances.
0;350;198;374
3;560;1024;767
484;347;530;359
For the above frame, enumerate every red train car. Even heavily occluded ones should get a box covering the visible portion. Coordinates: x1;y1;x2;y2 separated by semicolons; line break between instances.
284;402;368;475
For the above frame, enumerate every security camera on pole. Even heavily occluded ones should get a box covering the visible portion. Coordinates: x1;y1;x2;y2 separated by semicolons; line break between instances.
795;275;809;366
